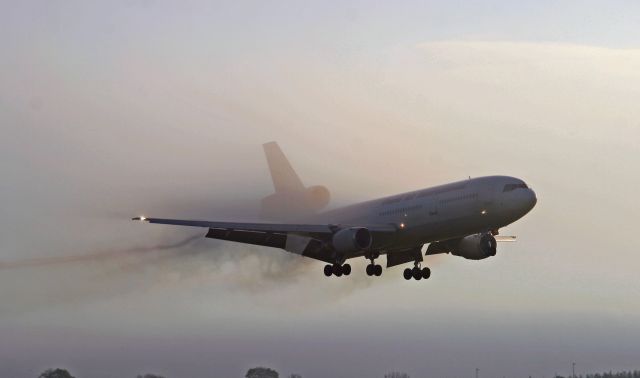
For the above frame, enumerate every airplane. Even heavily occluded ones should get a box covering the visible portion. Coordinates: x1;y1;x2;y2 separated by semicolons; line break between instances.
132;142;537;281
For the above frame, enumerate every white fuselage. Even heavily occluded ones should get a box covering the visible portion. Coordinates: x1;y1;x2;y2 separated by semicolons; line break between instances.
314;175;537;253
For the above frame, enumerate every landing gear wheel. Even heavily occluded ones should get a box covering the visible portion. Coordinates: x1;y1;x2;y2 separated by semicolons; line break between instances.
374;264;383;276
324;264;333;277
366;264;374;276
421;267;431;279
342;263;351;276
412;267;422;280
332;264;343;277
403;268;412;280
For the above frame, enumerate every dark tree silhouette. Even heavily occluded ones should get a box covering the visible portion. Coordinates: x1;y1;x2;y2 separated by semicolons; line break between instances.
246;367;279;378
38;369;76;378
581;370;640;378
385;372;410;378
555;370;640;378
136;375;166;378
289;374;302;378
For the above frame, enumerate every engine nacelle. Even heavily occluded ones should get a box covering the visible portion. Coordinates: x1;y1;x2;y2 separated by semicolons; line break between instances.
332;227;372;253
260;185;331;220
451;233;497;260
304;185;330;211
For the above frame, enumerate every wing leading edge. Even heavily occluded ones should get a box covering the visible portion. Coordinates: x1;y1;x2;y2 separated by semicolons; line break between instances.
132;217;397;234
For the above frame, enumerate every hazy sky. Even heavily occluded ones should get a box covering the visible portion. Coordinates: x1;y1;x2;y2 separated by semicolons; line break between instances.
2;1;640;377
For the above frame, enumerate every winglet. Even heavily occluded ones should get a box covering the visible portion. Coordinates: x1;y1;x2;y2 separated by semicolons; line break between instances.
132;216;148;222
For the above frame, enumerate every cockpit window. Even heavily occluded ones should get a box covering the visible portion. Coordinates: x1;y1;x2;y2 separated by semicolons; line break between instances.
503;183;528;192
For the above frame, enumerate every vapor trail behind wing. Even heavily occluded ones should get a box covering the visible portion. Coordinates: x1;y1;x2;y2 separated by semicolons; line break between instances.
0;234;203;270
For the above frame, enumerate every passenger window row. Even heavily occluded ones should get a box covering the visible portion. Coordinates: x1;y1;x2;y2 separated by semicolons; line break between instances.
379;204;423;216
417;184;467;198
440;192;478;204
380;184;468;205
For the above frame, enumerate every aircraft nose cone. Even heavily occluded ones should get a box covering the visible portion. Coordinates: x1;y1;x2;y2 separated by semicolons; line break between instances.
526;188;537;210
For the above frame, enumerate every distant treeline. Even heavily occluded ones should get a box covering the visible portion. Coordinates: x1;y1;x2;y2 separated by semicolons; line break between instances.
557;372;640;378
38;367;640;378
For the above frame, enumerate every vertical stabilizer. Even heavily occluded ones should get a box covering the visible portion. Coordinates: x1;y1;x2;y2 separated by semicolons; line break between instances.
263;141;305;193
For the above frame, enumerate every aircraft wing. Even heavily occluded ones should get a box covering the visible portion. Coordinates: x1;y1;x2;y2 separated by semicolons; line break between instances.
132;217;396;234
132;216;397;263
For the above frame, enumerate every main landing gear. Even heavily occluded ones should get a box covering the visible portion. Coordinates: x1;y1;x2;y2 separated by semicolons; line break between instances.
365;252;382;277
324;263;351;277
403;262;431;281
366;263;382;276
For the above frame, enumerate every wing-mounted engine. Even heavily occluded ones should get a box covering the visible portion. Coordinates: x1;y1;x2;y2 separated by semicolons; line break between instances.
331;227;372;253
427;232;497;260
453;233;497;260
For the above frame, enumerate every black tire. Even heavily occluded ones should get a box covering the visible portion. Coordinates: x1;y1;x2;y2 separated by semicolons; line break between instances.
422;267;431;279
324;264;333;277
412;267;422;280
333;264;343;277
374;264;383;276
403;268;413;280
342;263;351;276
366;264;373;276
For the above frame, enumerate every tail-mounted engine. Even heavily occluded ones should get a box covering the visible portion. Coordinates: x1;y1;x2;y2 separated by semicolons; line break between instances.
260;185;330;220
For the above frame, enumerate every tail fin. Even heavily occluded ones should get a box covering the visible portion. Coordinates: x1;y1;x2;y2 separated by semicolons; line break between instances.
263;141;305;193
260;142;330;220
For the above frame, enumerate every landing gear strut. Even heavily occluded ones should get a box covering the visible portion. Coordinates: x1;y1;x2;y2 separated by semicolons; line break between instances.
403;261;431;281
365;252;383;277
324;263;351;277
